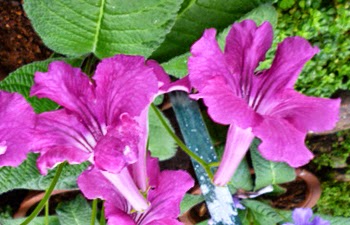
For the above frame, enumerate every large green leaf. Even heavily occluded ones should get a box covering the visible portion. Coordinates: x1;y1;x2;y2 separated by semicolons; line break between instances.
56;195;96;225
162;4;277;78
0;216;60;225
24;0;183;58
250;139;296;191
242;199;283;225
228;158;253;193
0;154;88;194
152;0;272;61
0;57;82;113
148;106;177;160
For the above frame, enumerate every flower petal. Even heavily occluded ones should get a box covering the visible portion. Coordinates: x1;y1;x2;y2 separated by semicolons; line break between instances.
224;20;273;96
144;219;183;225
93;55;158;126
106;211;136;225
251;37;319;110
140;170;194;224
292;208;313;224
253;116;314;167
189;29;260;128
311;217;330;225
214;125;254;186
0;92;35;167
94;113;140;173
33;109;93;174
30;62;100;134
268;90;340;133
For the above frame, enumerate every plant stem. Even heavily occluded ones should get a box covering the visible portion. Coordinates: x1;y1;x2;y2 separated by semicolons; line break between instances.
100;203;106;225
91;199;98;225
20;162;66;225
45;200;49;225
150;104;214;179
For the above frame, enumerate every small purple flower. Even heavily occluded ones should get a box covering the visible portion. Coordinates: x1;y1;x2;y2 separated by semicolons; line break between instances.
78;155;194;225
188;20;340;185
0;92;36;167
284;208;330;225
30;55;160;211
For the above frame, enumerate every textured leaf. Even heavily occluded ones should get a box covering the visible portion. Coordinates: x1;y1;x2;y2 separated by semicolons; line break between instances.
0;57;82;113
152;0;272;61
0;216;60;225
250;139;296;190
162;4;277;78
56;195;95;225
148;106;177;160
180;193;205;215
242;199;283;225
228;158;253;193
23;0;183;58
0;154;88;194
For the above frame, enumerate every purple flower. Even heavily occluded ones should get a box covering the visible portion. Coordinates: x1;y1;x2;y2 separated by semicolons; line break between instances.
0;92;36;167
188;20;340;185
284;208;330;225
78;155;194;225
30;55;160;211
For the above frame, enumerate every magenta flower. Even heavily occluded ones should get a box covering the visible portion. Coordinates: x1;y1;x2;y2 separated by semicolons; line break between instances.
283;208;330;225
188;20;340;185
0;92;36;167
78;155;194;225
30;55;159;211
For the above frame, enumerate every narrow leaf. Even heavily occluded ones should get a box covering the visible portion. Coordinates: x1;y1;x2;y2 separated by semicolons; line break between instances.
148;106;177;160
24;0;183;58
250;139;296;191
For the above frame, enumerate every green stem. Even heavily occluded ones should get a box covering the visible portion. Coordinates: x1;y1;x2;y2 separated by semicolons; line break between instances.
208;161;220;168
100;203;106;225
90;199;98;225
20;162;66;225
151;104;214;179
45;200;49;225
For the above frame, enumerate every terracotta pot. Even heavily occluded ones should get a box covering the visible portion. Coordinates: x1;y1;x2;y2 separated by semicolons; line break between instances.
179;169;321;224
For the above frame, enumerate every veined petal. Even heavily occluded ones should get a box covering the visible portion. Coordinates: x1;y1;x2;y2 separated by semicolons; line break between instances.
214;125;254;186
268;90;340;133
94;113;140;173
33;109;93;174
253;116;314;167
0;92;35;167
144;219;183;225
106;212;136;225
93;55;158;126
140;170;194;224
30;62;100;135
189;29;260;128
251;37;319;110
224;20;273;97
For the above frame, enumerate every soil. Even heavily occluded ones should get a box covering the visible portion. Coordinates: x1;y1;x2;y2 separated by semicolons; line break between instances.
0;0;52;80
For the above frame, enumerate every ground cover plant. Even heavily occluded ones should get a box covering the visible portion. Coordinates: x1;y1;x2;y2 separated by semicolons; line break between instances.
0;0;349;224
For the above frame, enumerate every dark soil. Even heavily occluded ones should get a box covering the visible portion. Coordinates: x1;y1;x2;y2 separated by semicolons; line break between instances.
0;0;52;80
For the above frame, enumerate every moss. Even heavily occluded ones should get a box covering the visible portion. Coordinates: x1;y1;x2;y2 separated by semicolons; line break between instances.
261;0;350;97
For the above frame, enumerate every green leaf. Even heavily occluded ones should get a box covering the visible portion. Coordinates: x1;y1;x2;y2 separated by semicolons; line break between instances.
316;214;350;225
0;216;60;225
180;193;205;215
23;0;183;58
250;139;296;190
162;4;277;78
0;57;82;113
152;0;273;61
242;199;283;225
56;195;95;225
148;106;177;160
0;154;88;194
228;158;253;193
